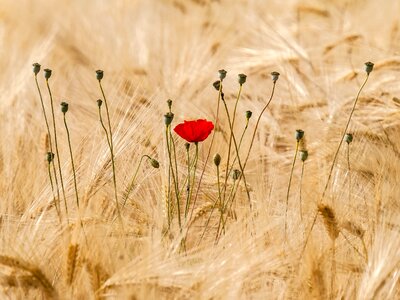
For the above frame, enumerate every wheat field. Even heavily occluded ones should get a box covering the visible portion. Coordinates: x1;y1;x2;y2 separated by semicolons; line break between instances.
0;0;399;299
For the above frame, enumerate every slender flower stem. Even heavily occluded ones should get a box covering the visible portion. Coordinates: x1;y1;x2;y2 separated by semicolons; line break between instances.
46;79;68;217
299;161;305;221
98;106;111;149
189;80;222;221
184;146;191;218
347;143;351;204
170;129;179;188
122;154;151;208
34;74;61;216
301;73;370;258
98;81;121;221
227;119;249;181
166;126;181;229
285;141;299;239
221;98;252;209
47;160;61;222
186;143;198;218
63;114;80;209
222;84;243;202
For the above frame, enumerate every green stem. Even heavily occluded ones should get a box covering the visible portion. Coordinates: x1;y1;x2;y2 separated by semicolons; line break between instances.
285;141;299;239
184;147;191;218
217;181;237;241
98;106;111;149
186;143;198;218
46;79;68;218
98;81;121;222
299;161;305;221
35;74;61;216
226;120;249;181
166;126;181;229
63;114;80;209
48;161;61;222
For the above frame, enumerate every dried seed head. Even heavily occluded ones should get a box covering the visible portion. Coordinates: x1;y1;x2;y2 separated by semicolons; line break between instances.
47;152;55;163
150;158;160;168
300;150;308;162
164;112;174;126
213;153;221;167
345;133;353;144
232;169;241;180
32;63;41;75
96;69;104;81
238;73;247;85
96;99;103;107
213;80;221;91
296;129;305;141
245;110;252;120
44;68;52;79
218;69;227;80
318;204;339;240
60;102;69;114
364;61;374;74
271;71;280;82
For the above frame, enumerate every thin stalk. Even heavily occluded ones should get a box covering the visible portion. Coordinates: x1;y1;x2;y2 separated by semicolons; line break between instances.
63;114;80;209
166;126;181;229
301;74;370;258
222;84;243;202
170;129;179;189
331;240;336;299
46;79;68;217
98;106;111;149
285;141;300;239
122;155;150;208
299;161;305;221
347;143;351;204
189;80;222;221
185;143;198;218
226;119;249;182
98;81;121;221
47;161;61;222
221;98;252;209
217;181;237;241
184;146;191;218
34;75;61;214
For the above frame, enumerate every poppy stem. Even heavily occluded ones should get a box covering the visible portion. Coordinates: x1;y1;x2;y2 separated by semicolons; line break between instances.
299;160;305;221
34;74;61;218
46;78;68;219
221;97;252;210
301;73;370;259
222;84;242;206
188;79;222;222
185;142;198;218
165;126;181;229
98;80;123;226
217;179;237;242
47;157;62;223
184;146;191;218
285;140;299;240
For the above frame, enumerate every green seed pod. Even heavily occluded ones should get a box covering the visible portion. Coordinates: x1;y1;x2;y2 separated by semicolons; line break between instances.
300;150;308;162
213;80;221;91
218;69;227;80
46;152;55;163
60;102;69;114
295;129;304;141
97;99;103;107
271;71;280;82
96;69;104;81
150;158;160;168
245;110;252;120
213;153;221;167
185;142;190;151
44;68;52;79
164;112;174;126
232;169;241;181
32;63;41;75
365;61;374;74
345;133;353;144
238;73;247;85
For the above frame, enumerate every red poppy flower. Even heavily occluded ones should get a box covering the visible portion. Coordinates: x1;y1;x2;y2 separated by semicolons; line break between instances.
174;119;214;143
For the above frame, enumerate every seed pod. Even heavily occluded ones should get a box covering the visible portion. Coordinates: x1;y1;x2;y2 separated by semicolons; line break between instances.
164;112;174;126
218;69;227;80
44;68;52;79
364;61;374;74
238;73;247;85
271;71;280;82
345;133;353;144
213;153;221;167
60;102;69;114
245;110;252;120
96;70;104;81
150;158;160;168
213;80;221;91
167;99;173;110
295;129;304;141
47;152;55;163
32;63;41;75
300;150;308;162
232;169;241;180
97;99;103;107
